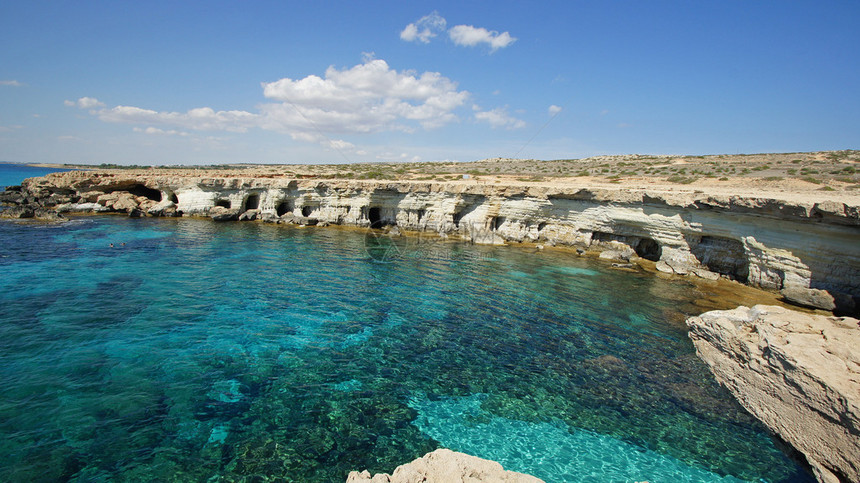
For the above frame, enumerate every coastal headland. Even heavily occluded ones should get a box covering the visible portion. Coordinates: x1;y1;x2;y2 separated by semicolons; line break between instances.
3;151;859;315
2;150;859;482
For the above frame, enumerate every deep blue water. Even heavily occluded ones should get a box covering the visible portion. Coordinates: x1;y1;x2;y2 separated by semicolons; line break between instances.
0;163;75;188
0;216;813;482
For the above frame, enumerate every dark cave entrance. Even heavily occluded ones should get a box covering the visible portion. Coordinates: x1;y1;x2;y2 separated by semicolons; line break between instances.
128;184;162;201
691;235;750;282
214;199;231;209
368;207;384;228
635;237;662;262
301;206;313;217
276;200;293;216
244;194;260;210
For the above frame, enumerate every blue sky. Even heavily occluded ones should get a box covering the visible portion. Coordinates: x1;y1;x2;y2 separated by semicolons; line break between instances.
1;1;858;165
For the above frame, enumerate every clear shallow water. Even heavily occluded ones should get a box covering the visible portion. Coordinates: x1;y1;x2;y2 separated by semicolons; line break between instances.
0;163;74;188
0;216;812;482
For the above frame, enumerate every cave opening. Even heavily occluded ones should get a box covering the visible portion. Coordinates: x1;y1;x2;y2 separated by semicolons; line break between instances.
168;193;179;204
128;184;162;201
453;211;464;228
301;206;313;217
276;200;293;216
635;237;662;262
368;207;383;228
492;216;506;231
245;194;260;210
214;199;231;209
691;235;749;282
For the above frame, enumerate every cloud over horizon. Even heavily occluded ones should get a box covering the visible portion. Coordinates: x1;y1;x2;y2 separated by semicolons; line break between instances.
64;58;535;155
473;105;526;130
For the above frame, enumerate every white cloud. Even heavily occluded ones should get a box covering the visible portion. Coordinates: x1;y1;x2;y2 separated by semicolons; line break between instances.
449;25;516;52
401;14;516;52
260;58;469;134
96;105;257;133
0;80;23;87
325;139;355;151
133;126;190;136
400;12;447;43
548;105;563;116
473;106;525;130
73;58;516;154
65;97;106;109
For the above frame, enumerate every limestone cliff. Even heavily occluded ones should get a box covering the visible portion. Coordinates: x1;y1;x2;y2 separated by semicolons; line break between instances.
345;448;543;483
686;305;860;483
2;170;859;311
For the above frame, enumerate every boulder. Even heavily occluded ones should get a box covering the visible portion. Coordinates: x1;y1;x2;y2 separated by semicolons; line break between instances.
209;206;240;221
666;259;689;275
0;206;35;218
238;209;259;221
691;268;720;281
296;216;318;226
779;285;854;314
112;193;139;212
260;212;279;223
687;305;860;483
655;260;674;273
147;200;178;217
346;449;543;483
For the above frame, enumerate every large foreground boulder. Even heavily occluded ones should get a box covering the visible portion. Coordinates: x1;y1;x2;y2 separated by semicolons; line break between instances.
346;449;543;483
686;305;859;483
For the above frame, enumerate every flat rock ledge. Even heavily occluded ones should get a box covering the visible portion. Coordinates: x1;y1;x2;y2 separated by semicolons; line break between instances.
686;305;860;483
345;449;544;483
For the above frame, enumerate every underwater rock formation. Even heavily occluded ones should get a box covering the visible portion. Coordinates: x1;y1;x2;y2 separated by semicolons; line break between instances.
686;305;860;483
346;448;543;482
2;170;859;309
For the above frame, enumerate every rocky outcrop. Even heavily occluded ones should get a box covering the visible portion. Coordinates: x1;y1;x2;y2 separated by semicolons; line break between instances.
686;305;860;483
2;170;859;309
346;449;543;483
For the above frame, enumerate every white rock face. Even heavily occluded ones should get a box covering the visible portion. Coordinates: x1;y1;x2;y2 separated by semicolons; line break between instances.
687;305;860;483
16;173;860;306
346;448;543;483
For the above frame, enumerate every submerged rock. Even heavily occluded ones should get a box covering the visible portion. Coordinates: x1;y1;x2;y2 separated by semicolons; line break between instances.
346;448;543;483
686;305;860;483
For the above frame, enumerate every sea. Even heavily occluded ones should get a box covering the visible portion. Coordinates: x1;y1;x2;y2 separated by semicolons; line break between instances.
0;162;76;189
0;167;813;482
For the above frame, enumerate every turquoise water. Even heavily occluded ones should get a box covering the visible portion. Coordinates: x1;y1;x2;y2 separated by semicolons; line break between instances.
0;163;74;188
0;216;812;482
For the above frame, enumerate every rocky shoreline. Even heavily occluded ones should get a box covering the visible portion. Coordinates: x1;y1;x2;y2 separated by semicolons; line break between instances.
687;306;859;483
2;169;858;315
3;169;859;482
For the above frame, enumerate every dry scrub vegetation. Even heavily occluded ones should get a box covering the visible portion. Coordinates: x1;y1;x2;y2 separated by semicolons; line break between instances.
69;150;860;196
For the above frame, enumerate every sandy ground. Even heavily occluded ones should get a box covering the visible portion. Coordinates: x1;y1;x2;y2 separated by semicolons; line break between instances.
24;150;860;206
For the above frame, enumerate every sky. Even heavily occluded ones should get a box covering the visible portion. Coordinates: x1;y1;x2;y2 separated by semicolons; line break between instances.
1;1;858;165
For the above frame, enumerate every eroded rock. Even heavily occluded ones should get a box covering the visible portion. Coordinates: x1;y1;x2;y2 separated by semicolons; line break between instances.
346;449;543;483
686;305;860;483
